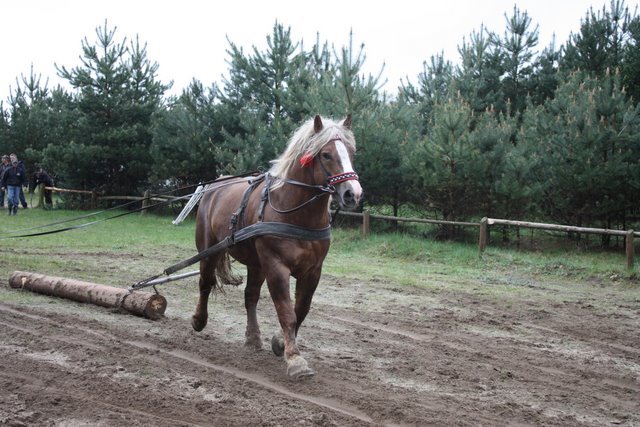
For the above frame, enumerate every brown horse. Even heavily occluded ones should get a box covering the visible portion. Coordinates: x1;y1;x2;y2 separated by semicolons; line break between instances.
192;115;362;379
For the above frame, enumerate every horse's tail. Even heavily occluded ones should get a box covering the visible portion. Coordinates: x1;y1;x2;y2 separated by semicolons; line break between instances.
215;250;243;287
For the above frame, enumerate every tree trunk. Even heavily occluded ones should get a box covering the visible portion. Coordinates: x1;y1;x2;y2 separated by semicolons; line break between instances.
9;271;167;320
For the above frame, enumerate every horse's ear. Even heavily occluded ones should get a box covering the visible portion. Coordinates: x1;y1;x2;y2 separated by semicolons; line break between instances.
343;114;352;129
314;115;323;133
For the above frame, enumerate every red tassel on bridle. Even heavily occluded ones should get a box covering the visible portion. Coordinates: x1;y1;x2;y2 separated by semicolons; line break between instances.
299;153;314;167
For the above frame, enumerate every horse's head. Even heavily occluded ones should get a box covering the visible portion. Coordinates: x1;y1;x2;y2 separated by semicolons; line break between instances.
270;115;363;210
302;115;363;210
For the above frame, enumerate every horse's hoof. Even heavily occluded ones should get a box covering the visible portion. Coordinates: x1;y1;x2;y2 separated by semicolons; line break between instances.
245;337;263;350
191;315;207;332
271;334;284;357
287;356;315;380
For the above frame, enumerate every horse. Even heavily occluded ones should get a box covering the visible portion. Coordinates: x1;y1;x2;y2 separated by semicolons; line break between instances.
192;115;363;379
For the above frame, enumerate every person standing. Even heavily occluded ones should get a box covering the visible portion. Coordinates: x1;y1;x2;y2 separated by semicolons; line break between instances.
33;167;55;209
1;156;26;215
0;155;9;208
10;154;28;209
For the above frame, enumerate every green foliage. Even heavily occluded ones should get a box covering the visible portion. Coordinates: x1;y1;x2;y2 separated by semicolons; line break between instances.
562;0;636;77
490;5;540;115
520;69;640;229
51;21;167;195
454;26;505;115
407;93;523;234
400;53;453;124
2;3;639;236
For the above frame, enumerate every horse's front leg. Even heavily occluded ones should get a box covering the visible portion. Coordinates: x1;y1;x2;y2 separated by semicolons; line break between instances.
294;268;321;335
265;265;315;380
272;269;321;354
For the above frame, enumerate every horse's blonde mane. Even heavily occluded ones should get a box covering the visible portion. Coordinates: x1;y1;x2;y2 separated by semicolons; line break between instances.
269;116;356;180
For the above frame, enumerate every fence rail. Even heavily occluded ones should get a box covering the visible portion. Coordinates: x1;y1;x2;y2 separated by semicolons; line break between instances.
40;185;638;269
338;211;637;269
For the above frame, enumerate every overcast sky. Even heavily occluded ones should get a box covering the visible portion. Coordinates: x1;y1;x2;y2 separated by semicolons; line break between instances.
1;0;634;104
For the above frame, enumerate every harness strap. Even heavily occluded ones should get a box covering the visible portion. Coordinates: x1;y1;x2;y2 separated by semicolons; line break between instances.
257;173;273;222
230;174;266;231
162;222;331;277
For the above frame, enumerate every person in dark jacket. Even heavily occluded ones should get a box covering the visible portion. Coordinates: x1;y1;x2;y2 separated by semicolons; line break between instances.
33;167;55;209
1;157;26;215
0;155;9;208
10;154;28;208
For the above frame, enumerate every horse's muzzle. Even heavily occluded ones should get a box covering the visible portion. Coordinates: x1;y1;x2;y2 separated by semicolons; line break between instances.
336;180;363;209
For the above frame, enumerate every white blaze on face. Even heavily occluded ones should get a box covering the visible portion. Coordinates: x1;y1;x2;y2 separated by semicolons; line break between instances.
335;140;363;203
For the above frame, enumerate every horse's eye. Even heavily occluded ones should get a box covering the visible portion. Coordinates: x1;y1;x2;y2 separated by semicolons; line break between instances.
321;152;332;161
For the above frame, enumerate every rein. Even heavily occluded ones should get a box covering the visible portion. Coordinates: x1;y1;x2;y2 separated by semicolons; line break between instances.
0;172;260;240
267;175;335;215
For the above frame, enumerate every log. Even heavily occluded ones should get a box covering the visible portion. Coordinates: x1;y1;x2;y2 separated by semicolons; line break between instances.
9;271;167;320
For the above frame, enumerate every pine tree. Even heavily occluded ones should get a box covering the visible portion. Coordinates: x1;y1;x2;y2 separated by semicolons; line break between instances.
455;26;504;115
400;53;453;125
561;0;636;78
490;5;540;115
520;69;640;234
54;21;167;194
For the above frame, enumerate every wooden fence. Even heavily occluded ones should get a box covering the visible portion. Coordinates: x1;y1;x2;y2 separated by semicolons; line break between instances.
338;211;638;269
42;186;178;212
41;185;637;269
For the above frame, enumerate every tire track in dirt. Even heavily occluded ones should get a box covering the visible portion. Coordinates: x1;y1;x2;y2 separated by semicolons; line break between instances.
0;370;203;427
0;303;376;425
126;340;374;424
316;307;639;425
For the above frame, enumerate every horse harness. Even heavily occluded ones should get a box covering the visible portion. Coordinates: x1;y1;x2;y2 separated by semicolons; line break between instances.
129;168;357;292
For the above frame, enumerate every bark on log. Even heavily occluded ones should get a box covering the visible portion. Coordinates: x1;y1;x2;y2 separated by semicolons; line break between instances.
9;271;167;320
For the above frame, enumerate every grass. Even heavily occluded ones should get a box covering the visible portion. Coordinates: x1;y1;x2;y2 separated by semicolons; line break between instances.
327;228;636;282
0;208;637;300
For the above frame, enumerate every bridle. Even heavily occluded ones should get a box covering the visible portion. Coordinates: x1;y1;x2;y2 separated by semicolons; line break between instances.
308;136;360;189
268;137;360;215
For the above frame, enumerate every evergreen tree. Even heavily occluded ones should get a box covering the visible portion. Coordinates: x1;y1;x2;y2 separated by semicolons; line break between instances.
353;100;418;217
622;13;640;103
490;5;540;115
455;26;505;115
520;70;640;233
529;38;561;106
4;67;53;156
219;23;311;166
562;0;636;78
2;67;82;184
54;21;167;194
400;53;453;125
413;95;478;225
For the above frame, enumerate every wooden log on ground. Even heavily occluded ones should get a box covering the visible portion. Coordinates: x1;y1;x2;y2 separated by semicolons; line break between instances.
9;271;167;320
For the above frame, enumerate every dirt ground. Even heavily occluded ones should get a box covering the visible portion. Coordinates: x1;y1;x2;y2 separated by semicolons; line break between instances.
1;254;639;426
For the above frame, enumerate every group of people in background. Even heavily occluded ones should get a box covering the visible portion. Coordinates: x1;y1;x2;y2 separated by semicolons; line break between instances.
0;154;55;215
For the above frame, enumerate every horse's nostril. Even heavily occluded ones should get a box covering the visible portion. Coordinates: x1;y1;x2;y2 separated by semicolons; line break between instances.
344;189;354;203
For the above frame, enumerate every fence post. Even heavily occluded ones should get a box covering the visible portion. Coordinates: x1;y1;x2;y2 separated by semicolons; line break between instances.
626;230;635;269
362;210;370;237
141;190;151;215
479;217;488;253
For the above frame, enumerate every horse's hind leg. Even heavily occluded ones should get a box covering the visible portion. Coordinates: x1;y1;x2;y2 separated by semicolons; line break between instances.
244;266;265;349
191;257;217;332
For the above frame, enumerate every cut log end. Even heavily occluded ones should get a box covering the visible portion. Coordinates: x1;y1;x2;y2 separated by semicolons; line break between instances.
9;271;167;320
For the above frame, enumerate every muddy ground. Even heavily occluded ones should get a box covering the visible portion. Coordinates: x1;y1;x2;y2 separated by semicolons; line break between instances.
1;251;639;426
